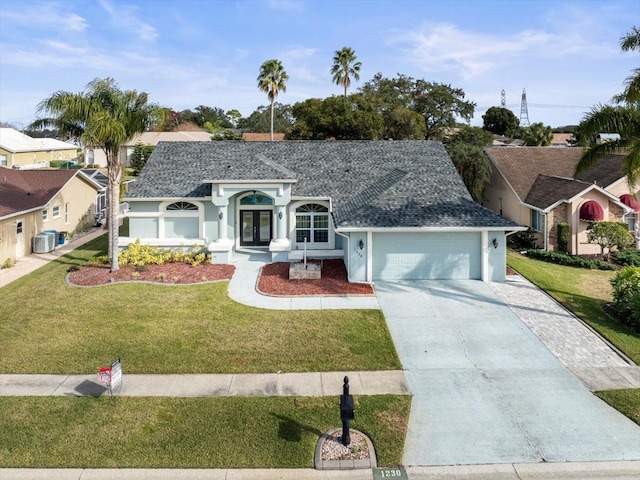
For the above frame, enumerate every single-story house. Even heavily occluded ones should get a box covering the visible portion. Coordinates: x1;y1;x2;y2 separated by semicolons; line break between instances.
0;168;105;264
86;131;213;168
242;133;286;141
483;147;638;254
0;128;78;169
122;141;522;282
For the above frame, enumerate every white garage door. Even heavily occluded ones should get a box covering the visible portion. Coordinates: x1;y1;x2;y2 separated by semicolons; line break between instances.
372;232;481;280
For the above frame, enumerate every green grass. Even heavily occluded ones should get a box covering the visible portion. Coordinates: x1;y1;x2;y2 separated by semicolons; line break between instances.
596;389;640;426
0;233;400;374
507;250;640;363
0;395;410;468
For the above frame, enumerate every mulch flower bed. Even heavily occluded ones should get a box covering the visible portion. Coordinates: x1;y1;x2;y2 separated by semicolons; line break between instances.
67;259;374;296
67;263;235;286
257;260;375;296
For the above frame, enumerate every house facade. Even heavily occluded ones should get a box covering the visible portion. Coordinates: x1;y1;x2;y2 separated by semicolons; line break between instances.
0;169;104;264
123;141;522;283
0;128;78;169
484;147;638;254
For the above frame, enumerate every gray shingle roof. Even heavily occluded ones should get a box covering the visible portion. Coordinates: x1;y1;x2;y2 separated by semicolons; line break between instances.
129;141;519;229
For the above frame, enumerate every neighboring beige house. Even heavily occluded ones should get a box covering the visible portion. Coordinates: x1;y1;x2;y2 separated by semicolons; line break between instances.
86;131;212;167
242;133;286;141
484;147;638;255
0;168;104;264
0;128;78;169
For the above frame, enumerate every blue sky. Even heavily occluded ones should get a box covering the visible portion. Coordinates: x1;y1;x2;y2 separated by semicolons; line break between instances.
0;0;638;129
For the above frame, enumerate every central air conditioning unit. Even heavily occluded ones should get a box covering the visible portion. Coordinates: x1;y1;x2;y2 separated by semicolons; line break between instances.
33;233;56;253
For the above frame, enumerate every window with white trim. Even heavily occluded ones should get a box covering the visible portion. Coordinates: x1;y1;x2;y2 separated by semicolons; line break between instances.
166;201;199;211
0;154;7;167
295;204;329;244
530;209;543;231
65;203;69;224
42;209;48;222
52;205;60;219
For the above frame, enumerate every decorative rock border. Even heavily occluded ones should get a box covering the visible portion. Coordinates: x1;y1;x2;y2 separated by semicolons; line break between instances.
314;428;377;470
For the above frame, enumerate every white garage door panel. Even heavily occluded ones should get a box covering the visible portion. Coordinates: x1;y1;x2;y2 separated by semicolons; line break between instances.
373;232;481;280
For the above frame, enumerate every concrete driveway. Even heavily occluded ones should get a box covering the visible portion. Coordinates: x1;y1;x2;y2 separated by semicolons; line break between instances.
376;280;640;466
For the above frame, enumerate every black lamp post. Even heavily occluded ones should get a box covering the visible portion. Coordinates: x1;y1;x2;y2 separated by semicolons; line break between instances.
339;376;354;446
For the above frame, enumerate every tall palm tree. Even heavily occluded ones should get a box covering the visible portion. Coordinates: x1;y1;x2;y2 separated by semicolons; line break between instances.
257;59;288;141
33;78;159;271
331;47;362;97
575;27;640;189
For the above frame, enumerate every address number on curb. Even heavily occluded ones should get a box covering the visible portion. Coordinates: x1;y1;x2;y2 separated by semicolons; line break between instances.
373;467;407;479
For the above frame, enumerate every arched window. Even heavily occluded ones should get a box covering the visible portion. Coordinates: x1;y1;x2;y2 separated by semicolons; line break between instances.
240;194;273;206
295;203;329;245
166;202;199;211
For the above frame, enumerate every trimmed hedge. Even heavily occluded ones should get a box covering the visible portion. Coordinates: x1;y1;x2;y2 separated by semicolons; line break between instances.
557;222;569;253
613;249;640;267
525;249;616;270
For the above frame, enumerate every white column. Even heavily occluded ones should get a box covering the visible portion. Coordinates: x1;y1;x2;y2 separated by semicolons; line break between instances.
481;230;489;283
217;205;228;240
276;206;287;241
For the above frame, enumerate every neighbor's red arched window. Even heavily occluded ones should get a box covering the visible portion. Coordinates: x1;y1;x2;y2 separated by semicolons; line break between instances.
619;194;640;212
579;200;604;221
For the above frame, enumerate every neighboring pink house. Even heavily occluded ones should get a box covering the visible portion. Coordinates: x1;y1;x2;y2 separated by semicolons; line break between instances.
484;147;638;255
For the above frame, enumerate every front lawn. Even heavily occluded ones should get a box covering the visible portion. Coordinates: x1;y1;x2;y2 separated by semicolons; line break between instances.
507;250;640;363
0;233;400;374
0;395;410;468
596;389;640;426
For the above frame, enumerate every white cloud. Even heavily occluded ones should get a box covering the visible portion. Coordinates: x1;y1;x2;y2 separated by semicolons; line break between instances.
98;0;158;42
388;21;619;81
0;3;88;31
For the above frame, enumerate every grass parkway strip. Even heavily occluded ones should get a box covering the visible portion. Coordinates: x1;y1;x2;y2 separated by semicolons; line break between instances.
0;395;410;468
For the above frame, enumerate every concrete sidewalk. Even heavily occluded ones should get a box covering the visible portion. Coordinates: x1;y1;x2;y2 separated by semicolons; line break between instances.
0;371;410;397
2;461;639;479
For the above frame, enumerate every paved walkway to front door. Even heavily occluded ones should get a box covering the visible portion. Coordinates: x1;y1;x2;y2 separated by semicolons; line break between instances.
376;280;640;467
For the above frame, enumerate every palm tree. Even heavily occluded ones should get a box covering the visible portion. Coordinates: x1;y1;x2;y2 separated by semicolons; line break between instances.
331;47;362;97
522;122;553;146
575;27;640;189
619;26;640;104
33;78;159;271
257;59;289;141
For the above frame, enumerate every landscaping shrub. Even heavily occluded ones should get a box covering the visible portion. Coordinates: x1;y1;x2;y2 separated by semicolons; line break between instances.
1;257;17;269
556;222;569;253
613;248;640;267
508;228;536;250
610;266;640;330
524;249;616;270
118;239;210;267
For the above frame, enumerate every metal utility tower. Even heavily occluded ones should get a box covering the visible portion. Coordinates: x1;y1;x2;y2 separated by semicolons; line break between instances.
501;89;506;108
519;88;530;127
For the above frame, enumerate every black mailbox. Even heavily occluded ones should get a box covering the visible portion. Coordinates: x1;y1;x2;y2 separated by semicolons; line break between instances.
340;394;354;420
339;376;354;445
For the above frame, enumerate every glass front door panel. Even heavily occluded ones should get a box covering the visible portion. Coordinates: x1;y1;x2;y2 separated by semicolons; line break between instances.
259;211;271;243
242;211;254;243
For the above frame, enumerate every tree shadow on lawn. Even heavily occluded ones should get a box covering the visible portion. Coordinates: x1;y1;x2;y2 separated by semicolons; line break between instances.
271;413;323;442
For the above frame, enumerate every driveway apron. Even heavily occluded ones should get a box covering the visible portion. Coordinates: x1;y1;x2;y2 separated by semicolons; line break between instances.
375;280;640;466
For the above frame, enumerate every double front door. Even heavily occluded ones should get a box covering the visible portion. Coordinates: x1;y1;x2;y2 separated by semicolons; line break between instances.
240;210;272;246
